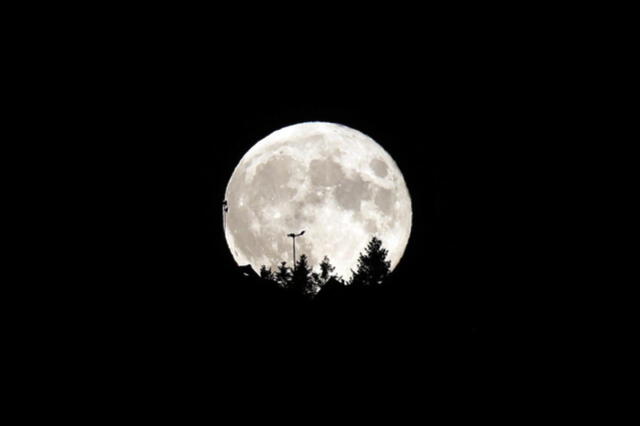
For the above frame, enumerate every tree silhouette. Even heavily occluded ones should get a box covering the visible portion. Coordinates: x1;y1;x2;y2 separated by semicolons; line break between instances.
260;265;275;281
319;256;336;284
310;256;340;294
254;241;390;298
311;271;322;294
291;254;313;296
275;261;292;288
350;236;391;288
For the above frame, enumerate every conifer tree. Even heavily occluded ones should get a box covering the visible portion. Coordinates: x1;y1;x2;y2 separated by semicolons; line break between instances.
291;254;313;295
319;256;336;284
350;236;391;287
275;261;292;287
260;265;274;281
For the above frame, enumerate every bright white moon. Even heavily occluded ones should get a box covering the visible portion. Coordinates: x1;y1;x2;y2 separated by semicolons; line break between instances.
224;122;412;279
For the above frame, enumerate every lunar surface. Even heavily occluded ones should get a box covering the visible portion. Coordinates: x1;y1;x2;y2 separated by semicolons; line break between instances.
223;122;412;279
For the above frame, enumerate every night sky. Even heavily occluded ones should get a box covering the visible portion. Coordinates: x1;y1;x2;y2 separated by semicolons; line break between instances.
129;82;533;355
30;4;599;417
78;28;559;410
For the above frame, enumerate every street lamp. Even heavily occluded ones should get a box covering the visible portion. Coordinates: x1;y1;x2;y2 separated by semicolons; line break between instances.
222;200;228;233
287;230;305;270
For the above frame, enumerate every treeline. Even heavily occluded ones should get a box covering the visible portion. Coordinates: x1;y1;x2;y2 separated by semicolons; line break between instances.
258;236;392;298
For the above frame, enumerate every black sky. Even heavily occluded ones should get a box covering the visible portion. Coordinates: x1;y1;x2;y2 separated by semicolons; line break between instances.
106;49;540;335
26;4;609;417
68;19;572;409
126;77;533;348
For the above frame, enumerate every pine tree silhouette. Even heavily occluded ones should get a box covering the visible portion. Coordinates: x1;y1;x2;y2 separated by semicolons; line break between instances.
311;271;321;294
319;256;336;284
253;245;390;298
291;254;313;296
309;256;339;294
260;265;275;281
350;236;391;287
275;261;292;288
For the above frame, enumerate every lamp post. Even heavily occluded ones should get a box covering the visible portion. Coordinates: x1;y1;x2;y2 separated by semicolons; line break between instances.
222;200;228;233
287;230;305;270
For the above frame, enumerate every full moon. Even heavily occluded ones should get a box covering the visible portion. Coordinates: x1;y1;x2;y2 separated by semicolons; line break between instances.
224;122;412;279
